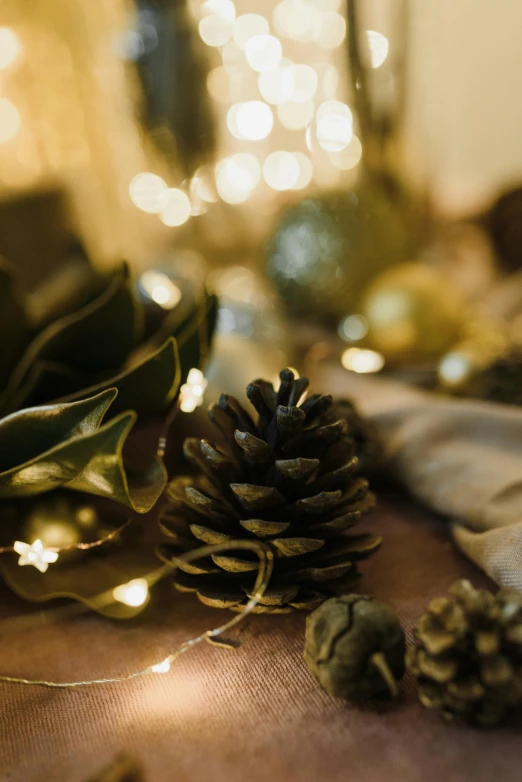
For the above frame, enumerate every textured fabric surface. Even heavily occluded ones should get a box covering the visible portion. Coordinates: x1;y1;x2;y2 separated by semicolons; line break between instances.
1;493;521;782
315;365;522;593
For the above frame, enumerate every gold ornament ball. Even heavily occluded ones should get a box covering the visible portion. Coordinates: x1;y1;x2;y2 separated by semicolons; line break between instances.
360;262;467;361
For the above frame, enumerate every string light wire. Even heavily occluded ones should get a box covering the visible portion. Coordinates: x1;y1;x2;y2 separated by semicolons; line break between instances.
0;540;274;689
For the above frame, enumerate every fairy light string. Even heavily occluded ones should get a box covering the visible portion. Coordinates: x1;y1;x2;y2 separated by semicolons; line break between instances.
0;540;274;689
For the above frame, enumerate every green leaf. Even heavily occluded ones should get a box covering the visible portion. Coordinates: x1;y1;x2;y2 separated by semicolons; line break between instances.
0;389;167;512
0;264;139;414
56;337;182;418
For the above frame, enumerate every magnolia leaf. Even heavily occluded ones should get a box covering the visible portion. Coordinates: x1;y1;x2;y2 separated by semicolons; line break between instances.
0;389;167;512
0;501;164;619
0;264;139;414
56;337;181;417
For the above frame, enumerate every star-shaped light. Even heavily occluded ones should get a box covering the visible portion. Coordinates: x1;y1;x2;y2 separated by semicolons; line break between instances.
13;539;59;573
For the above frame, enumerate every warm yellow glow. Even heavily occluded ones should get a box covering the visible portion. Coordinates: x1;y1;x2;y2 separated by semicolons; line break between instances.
0;28;21;70
277;99;315;130
367;30;389;68
232;101;274;140
245;34;282;73
315;63;338;99
140;271;183;310
233;14;269;49
201;0;236;22
438;352;473;387
263;151;299;191
199;14;233;47
151;658;171;674
207;66;232;103
328;134;362;170
129;173;168;213
0;99;21;143
216;152;261;203
273;367;300;389
158;188;191;227
338;314;369;342
341;348;385;374
315;12;346;49
316;101;353;152
192;167;218;202
180;368;208;413
258;66;294;105
289;64;318;102
291;152;313;190
14;539;59;573
113;578;149;608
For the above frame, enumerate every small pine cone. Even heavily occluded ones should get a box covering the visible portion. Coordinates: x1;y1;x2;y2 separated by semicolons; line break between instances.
159;368;380;613
407;580;522;726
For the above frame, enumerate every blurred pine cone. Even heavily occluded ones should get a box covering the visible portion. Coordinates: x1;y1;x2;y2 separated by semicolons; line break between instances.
159;368;380;613
407;580;522;726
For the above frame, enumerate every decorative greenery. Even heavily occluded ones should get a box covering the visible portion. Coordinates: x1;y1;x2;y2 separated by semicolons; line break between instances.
304;594;405;701
407;580;522;726
159;368;380;613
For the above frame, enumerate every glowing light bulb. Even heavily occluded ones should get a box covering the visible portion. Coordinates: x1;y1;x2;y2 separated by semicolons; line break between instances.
291;152;313;190
140;271;182;310
158;188;191;227
258;67;294;105
328;134;362;170
315;12;346;49
0;28;21;70
367;30;389;68
113;578;149;608
233;14;269;49
199;14;232;47
341;348;384;374
0;99;20;143
216;153;261;203
316;101;353;152
14;539;59;573
289;64;318;102
129;173;168;213
234;101;273;140
151;658;171;674
277;99;315;130
263;151;299;191
245;34;282;73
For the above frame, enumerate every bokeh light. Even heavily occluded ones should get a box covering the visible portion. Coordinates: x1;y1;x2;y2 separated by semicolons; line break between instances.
201;0;236;22
263;151;299;191
0;28;21;70
245;34;282;73
316;12;346;49
113;578;149;608
367;30;389;68
316;100;353;152
258;66;294;105
274;0;321;43
233;14;269;49
216;152;261;203
140;271;183;309
199;14;233;47
231;101;274;140
289;64;318;102
341;348;385;374
338;314;369;342
159;188;191;227
328;134;362;170
278;99;315;130
291;152;313;190
0;99;20;143
129;173;167;213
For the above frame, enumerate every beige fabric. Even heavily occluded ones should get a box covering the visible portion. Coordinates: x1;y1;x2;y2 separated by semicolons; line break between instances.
316;366;522;593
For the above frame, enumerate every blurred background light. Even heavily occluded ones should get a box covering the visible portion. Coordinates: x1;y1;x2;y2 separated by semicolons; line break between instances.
274;0;321;44
316;100;353;152
328;134;362;169
316;12;346;49
245;34;282;73
290;152;313;190
199;14;233;47
338;314;369;342
233;14;269;49
366;30;389;68
129;173;167;213
234;101;274;140
263;151;299;191
158;188;191;227
341;348;385;374
278;99;315;130
201;0;236;22
140;271;183;309
216;152;261;203
289;64;318;102
258;66;294;105
0;28;21;70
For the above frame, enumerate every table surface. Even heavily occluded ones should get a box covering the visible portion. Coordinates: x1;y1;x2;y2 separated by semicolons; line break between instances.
1;490;520;782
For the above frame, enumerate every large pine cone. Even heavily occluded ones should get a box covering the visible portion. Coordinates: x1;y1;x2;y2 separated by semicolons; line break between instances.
407;580;522;726
159;369;380;612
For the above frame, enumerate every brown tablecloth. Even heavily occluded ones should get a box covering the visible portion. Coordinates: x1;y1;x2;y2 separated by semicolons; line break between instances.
1;491;520;782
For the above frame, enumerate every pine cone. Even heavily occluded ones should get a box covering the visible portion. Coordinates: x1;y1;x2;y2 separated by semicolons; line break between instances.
159;368;380;613
407;580;522;726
